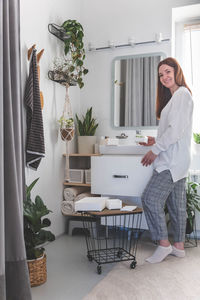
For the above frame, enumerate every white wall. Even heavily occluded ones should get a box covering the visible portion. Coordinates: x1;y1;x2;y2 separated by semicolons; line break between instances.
20;0;82;236
20;0;200;236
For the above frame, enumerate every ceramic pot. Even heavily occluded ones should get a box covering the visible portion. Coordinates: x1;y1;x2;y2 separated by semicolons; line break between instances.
193;142;200;154
78;136;97;154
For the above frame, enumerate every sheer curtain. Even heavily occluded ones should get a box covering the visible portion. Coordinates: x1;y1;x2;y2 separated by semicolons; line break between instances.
120;56;160;127
183;23;200;132
0;0;32;299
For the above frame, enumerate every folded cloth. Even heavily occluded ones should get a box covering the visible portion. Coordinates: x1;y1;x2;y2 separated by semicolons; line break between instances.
63;186;89;201
75;192;97;202
61;200;74;215
75;197;107;212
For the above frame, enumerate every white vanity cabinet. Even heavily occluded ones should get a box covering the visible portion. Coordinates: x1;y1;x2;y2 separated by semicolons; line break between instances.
91;155;153;197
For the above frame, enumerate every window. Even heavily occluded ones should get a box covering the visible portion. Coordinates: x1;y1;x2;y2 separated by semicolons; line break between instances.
182;22;200;132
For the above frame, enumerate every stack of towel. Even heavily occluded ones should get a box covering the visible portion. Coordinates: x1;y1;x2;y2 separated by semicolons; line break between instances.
61;186;97;215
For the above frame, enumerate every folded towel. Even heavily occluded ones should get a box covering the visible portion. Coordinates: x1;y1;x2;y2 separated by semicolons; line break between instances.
63;186;89;201
61;200;74;215
75;192;97;202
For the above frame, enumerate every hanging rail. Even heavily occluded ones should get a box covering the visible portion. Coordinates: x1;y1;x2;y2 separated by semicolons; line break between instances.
88;38;170;52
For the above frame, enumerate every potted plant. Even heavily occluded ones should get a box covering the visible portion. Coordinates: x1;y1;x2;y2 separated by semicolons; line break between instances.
165;179;200;235
58;116;75;141
75;107;98;154
193;133;200;154
24;178;55;287
48;19;88;88
186;179;200;234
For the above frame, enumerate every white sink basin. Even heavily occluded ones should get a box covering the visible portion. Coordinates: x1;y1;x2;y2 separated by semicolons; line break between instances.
99;144;152;155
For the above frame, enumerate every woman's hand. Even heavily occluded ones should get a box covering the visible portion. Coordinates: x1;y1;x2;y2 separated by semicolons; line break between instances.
139;136;156;146
141;150;157;166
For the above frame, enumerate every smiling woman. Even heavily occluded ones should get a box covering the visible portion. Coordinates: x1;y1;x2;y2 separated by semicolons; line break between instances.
141;57;194;264
156;57;191;120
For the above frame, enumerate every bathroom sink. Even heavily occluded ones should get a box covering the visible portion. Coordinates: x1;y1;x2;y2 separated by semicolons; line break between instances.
99;144;152;155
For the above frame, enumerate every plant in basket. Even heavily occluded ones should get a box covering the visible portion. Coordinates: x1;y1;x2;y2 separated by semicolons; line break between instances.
58;116;75;141
24;178;55;286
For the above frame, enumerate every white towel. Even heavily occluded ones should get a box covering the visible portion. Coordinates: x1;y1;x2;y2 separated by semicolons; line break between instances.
75;192;97;202
61;200;74;215
63;186;89;201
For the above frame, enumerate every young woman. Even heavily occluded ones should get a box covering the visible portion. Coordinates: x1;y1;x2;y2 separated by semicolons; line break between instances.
141;57;193;263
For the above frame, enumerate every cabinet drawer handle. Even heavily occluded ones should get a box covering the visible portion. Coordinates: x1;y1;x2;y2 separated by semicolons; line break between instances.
113;175;128;178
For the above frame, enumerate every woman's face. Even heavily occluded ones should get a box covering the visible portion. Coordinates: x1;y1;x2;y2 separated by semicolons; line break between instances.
158;64;177;91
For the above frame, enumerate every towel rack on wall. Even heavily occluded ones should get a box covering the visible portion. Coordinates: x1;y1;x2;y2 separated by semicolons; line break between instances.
88;33;170;52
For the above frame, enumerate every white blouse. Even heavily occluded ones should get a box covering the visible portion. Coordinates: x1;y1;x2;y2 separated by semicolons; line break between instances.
152;86;193;182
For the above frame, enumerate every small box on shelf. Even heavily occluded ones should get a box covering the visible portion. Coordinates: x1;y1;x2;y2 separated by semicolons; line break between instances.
68;169;85;183
85;169;91;184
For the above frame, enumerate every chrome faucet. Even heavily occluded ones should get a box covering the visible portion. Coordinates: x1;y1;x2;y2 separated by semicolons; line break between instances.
136;130;141;135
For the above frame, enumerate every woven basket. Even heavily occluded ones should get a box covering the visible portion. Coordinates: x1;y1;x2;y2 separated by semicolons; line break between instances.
27;254;47;287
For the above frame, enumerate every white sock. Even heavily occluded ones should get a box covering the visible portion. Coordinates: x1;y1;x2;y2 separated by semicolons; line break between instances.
145;245;172;263
170;246;185;258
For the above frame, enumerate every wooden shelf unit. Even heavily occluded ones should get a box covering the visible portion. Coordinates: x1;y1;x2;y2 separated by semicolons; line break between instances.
63;153;101;186
63;153;101;157
63;182;91;187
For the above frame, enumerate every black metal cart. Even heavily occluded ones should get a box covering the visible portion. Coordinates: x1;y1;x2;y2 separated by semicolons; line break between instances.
82;207;143;274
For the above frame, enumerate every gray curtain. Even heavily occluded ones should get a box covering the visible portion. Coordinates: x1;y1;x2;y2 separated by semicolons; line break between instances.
120;56;160;127
0;0;32;299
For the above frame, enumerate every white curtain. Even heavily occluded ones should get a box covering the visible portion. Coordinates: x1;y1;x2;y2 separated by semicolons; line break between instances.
120;56;160;127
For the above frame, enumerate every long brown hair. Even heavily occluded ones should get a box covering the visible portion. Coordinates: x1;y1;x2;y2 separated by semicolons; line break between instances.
156;57;191;119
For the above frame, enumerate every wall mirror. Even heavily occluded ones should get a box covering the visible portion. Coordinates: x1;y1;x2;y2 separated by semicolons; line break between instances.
112;52;166;128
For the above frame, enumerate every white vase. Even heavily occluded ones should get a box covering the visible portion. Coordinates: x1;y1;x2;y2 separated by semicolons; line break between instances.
78;136;97;154
193;142;200;155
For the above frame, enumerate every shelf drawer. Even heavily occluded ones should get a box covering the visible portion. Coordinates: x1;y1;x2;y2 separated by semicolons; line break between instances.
91;155;153;197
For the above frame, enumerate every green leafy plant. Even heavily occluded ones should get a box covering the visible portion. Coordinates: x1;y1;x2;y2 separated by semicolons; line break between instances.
61;19;89;88
186;180;200;230
24;178;55;260
58;116;74;129
165;179;200;234
193;133;200;144
75;107;98;136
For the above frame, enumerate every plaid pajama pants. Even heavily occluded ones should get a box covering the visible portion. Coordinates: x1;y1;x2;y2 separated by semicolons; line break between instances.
141;169;186;242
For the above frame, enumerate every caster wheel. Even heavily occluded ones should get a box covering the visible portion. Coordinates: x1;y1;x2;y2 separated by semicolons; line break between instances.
97;265;102;274
87;254;93;262
130;261;136;269
117;250;122;258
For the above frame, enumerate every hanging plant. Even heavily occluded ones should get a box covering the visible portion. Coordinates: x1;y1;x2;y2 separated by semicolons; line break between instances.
48;20;88;88
58;115;75;141
61;19;88;88
48;57;77;86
